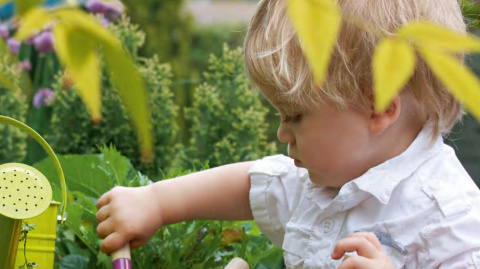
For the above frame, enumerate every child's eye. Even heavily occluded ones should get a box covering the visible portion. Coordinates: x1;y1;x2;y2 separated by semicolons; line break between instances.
276;112;302;123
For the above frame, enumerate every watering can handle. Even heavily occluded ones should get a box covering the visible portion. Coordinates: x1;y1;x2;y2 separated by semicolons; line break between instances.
112;245;131;269
0;115;67;224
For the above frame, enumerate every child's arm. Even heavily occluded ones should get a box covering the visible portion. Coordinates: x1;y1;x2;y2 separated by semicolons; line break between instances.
96;161;254;254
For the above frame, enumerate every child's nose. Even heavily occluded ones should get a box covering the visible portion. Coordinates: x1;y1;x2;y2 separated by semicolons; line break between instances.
277;124;295;144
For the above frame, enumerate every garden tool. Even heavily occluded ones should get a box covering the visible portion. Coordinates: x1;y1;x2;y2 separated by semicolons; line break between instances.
112;245;131;269
112;245;250;269
0;115;67;269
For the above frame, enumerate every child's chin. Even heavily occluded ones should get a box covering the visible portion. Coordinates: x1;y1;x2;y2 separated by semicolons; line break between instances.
308;173;344;188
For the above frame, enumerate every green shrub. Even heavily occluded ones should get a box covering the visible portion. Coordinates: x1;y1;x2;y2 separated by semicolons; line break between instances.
179;44;277;169
45;17;179;178
34;146;283;269
190;23;248;75
0;41;27;163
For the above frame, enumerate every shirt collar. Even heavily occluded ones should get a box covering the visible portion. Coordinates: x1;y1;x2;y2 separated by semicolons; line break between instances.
344;126;443;205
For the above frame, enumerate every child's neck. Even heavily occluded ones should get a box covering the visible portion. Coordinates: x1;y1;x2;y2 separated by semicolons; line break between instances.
368;118;424;174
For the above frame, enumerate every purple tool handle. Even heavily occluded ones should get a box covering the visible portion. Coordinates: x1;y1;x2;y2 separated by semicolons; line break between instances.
113;258;132;269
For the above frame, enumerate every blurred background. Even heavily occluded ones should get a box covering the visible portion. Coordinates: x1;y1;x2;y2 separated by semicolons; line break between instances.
0;0;479;268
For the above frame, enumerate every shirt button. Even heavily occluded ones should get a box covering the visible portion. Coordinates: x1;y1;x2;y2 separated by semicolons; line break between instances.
321;218;334;233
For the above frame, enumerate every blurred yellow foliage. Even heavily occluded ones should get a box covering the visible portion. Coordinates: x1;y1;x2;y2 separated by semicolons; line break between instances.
289;0;480;122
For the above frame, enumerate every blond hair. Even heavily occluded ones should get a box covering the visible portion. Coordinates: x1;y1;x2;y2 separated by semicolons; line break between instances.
244;0;466;137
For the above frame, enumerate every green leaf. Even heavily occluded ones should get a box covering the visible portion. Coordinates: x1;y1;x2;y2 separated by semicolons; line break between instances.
287;0;341;85
59;254;90;269
398;21;480;52
98;145;134;186
15;8;52;41
63;240;90;257
373;38;416;112
33;147;137;197
419;48;480;121
34;155;115;198
54;24;102;122
65;191;99;253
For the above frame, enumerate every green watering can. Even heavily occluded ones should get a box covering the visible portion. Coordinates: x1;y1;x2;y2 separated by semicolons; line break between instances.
0;115;67;269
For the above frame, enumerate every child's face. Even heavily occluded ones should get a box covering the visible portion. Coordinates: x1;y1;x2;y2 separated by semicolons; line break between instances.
262;87;374;188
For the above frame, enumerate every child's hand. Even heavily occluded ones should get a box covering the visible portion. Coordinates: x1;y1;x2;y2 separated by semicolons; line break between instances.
331;232;395;269
96;186;163;254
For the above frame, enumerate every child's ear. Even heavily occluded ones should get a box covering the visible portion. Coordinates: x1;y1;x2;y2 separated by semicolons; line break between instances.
369;96;401;135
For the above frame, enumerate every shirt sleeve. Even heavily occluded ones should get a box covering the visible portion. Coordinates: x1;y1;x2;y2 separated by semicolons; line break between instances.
249;154;306;247
417;179;480;269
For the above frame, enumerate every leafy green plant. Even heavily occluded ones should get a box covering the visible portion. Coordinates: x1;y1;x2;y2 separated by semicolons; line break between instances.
0;0;153;159
179;44;277;169
45;16;178;178
0;40;27;163
34;146;283;268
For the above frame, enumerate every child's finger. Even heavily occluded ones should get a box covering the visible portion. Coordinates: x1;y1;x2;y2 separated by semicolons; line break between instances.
337;255;376;269
96;191;111;209
101;231;128;255
95;204;110;223
130;238;150;250
331;236;379;259
348;232;383;251
96;218;115;239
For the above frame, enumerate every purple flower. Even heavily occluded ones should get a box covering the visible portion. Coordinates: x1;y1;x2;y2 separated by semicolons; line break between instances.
33;31;55;53
86;0;124;22
19;60;32;71
33;88;54;108
0;24;9;39
7;38;20;55
104;0;124;21
86;0;107;14
97;16;110;26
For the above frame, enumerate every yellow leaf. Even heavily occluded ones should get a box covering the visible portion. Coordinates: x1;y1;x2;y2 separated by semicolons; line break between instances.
398;22;480;53
52;8;120;48
419;48;480;121
53;8;153;160
103;41;153;161
287;0;341;85
15;8;52;41
15;0;43;16
373;38;416;112
53;25;102;122
221;228;244;246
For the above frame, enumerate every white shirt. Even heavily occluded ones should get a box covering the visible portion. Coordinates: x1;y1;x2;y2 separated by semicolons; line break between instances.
249;128;480;268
